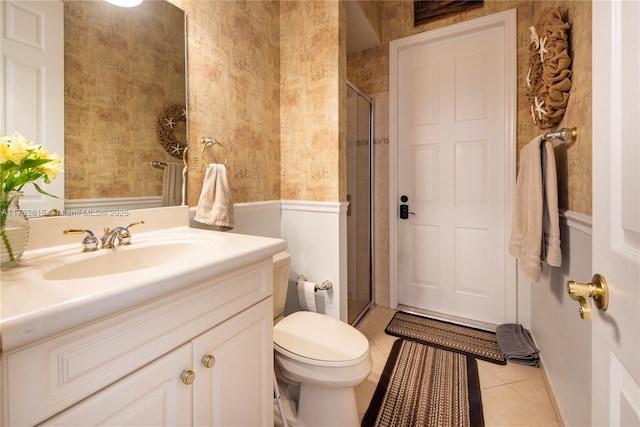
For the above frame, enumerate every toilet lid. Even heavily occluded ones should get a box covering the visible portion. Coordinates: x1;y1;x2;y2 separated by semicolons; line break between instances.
273;311;369;364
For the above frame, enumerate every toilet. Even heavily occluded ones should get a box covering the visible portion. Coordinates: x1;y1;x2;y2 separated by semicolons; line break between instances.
272;252;372;426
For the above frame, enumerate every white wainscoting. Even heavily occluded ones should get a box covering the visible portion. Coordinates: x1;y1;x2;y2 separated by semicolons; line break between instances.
190;200;348;322
189;201;282;238
280;201;348;322
530;211;592;427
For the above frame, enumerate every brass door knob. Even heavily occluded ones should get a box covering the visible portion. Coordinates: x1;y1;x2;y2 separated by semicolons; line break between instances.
575;296;592;320
201;354;216;369
567;274;609;320
180;369;195;385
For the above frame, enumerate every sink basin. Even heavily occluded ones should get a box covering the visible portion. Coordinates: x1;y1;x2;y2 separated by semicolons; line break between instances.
1;213;288;355
43;242;206;280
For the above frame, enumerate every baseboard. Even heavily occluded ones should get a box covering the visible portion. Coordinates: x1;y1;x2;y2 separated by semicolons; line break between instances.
539;359;567;427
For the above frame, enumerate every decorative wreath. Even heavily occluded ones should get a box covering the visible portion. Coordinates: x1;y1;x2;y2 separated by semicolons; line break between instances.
526;7;572;130
156;104;187;158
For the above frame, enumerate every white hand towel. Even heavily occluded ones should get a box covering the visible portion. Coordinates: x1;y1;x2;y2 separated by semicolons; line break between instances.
509;136;561;282
194;164;235;230
161;162;185;207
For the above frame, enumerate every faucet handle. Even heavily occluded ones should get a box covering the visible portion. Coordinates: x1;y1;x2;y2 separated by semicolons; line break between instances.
117;230;133;246
119;221;144;245
63;229;99;252
124;220;145;230
101;221;144;247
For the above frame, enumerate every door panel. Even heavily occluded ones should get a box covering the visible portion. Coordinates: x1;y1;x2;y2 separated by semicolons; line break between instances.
192;299;273;427
396;19;512;325
592;1;640;425
42;344;193;426
1;1;64;212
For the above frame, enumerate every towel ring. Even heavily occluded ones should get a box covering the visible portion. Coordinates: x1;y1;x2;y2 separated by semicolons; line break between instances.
200;137;228;166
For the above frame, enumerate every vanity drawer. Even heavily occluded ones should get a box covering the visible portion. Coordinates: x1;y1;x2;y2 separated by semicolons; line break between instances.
3;258;272;427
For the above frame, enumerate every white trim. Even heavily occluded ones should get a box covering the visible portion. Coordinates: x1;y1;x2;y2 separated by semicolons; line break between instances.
280;200;347;214
501;9;518;323
389;40;398;308
389;9;518;319
233;200;281;214
64;197;162;211
189;200;281;219
189;201;282;238
560;209;593;236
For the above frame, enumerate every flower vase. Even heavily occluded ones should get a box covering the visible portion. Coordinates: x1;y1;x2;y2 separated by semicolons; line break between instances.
1;191;30;269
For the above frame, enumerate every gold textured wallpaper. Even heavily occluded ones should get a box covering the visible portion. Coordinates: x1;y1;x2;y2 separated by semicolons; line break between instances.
67;0;592;213
532;1;592;216
173;0;282;204
64;0;186;200
279;1;347;202
174;0;346;204
348;0;592;215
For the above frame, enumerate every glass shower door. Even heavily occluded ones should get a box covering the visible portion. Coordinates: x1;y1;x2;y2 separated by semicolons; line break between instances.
346;82;373;325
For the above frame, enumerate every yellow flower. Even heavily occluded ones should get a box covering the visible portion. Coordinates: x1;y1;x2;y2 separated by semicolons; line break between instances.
1;131;63;197
40;153;63;180
0;132;31;164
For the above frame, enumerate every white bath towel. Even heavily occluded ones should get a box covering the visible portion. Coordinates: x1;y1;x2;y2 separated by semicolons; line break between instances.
194;164;235;230
161;162;185;207
509;136;561;282
541;141;562;267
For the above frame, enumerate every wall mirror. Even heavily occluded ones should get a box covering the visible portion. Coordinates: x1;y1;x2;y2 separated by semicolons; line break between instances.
63;0;187;210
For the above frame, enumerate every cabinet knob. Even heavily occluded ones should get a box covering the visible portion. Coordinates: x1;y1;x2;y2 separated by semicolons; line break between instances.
201;354;216;369
180;369;195;385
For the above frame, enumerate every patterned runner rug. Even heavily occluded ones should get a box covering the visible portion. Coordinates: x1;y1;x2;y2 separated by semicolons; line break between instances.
362;340;484;427
385;311;506;365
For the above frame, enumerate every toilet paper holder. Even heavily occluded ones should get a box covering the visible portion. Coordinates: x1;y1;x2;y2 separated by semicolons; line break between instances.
296;275;333;292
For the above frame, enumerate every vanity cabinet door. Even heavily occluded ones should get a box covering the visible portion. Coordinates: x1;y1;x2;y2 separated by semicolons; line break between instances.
192;298;273;427
39;343;193;426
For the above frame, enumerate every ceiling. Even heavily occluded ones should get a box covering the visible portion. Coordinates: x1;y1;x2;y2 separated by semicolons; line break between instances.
345;1;381;54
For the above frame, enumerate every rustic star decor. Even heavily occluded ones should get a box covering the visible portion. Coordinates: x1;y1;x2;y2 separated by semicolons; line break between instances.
527;7;573;130
157;104;187;158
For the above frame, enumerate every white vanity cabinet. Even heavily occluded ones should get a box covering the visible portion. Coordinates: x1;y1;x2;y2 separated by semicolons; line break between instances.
192;298;273;426
2;258;275;427
38;343;194;426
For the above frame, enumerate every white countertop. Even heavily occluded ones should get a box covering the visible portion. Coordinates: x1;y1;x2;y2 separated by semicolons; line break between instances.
0;207;286;352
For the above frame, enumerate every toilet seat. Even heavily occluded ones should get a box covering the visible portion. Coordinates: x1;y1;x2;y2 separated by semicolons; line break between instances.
273;311;369;367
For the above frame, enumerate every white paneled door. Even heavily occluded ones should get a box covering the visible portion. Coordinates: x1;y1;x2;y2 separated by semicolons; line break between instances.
591;1;640;425
391;10;516;325
1;0;64;213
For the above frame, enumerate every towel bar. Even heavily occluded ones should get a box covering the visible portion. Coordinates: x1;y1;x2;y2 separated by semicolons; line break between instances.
200;137;228;166
151;158;188;169
543;127;577;143
151;161;167;169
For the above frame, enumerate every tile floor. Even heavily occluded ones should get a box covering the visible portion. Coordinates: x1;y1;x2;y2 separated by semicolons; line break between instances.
355;306;562;426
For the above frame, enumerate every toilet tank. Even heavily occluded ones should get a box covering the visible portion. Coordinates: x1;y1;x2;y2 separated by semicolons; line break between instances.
272;251;291;320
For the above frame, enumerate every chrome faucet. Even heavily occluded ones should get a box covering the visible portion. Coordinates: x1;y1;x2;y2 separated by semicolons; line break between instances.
100;221;145;249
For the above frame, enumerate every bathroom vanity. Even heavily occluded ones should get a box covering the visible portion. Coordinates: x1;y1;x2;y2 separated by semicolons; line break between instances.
0;207;286;426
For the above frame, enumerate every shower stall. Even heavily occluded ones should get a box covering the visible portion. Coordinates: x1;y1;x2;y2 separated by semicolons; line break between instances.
346;81;373;325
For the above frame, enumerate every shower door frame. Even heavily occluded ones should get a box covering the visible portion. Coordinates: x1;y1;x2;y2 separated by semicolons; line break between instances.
346;80;374;326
